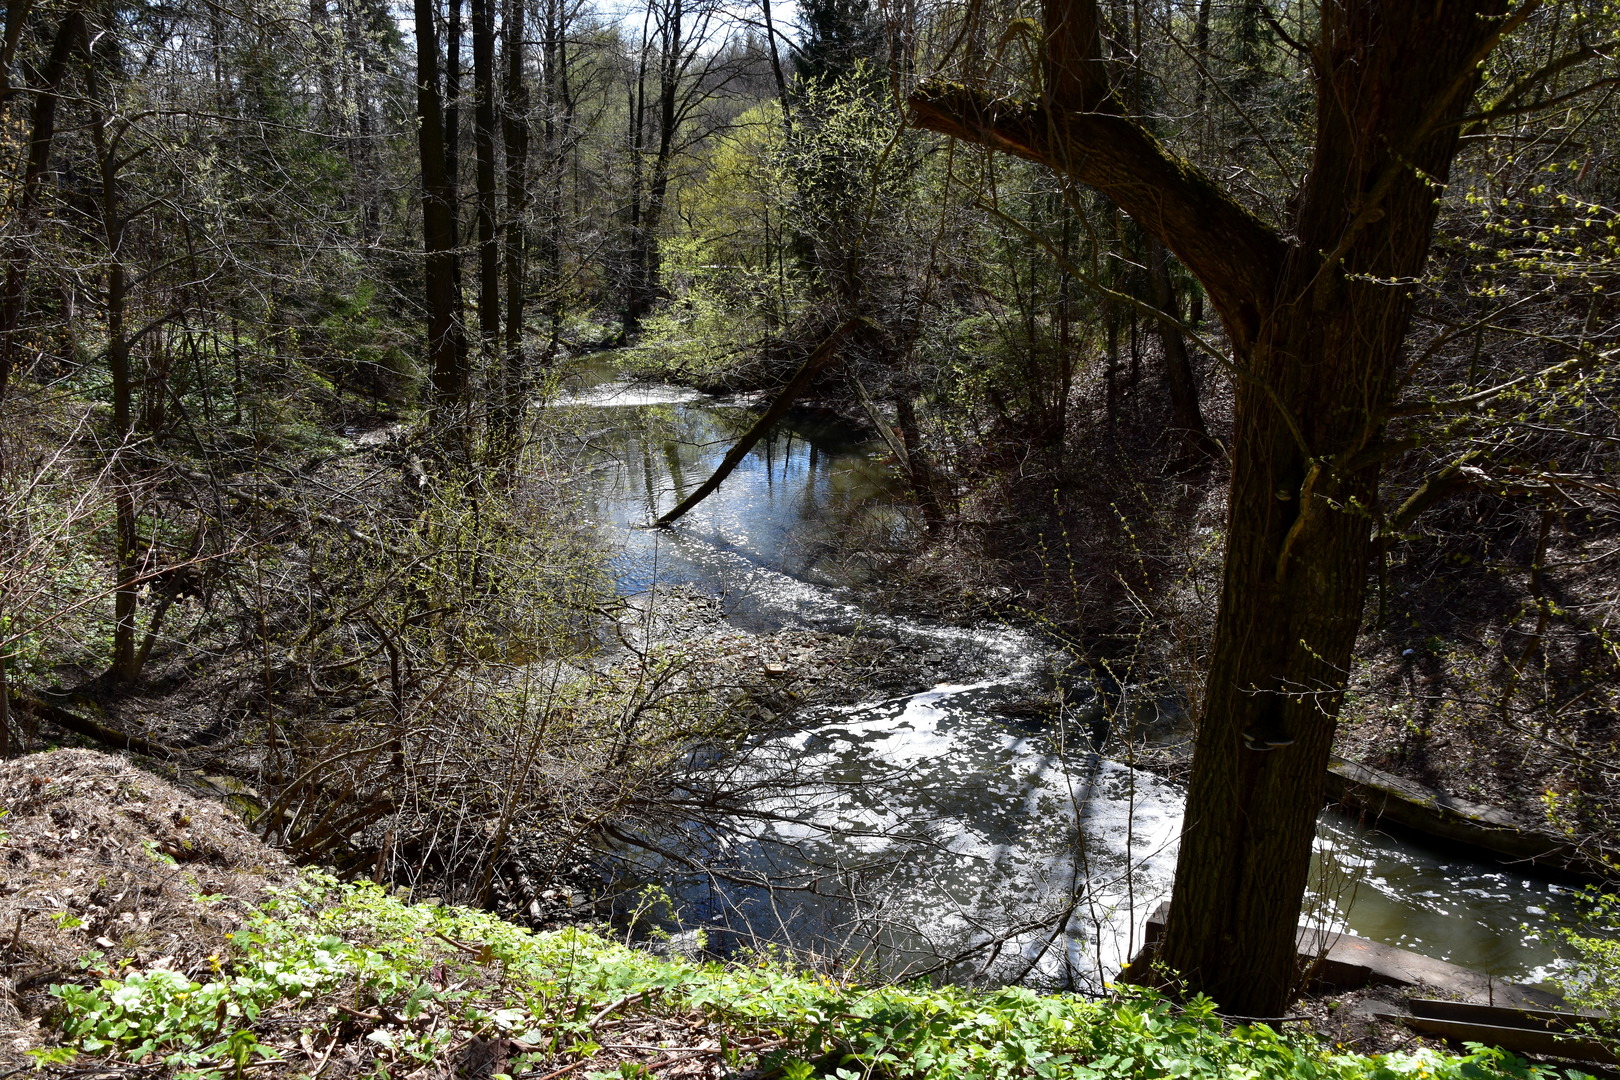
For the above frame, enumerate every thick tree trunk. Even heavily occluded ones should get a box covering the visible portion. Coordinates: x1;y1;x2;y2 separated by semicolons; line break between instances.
911;0;1517;1017
1158;2;1507;1013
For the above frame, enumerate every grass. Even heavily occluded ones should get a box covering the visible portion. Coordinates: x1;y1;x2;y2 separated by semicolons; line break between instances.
39;872;1596;1080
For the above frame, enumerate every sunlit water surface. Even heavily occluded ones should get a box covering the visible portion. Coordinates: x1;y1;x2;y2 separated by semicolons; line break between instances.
556;362;1584;991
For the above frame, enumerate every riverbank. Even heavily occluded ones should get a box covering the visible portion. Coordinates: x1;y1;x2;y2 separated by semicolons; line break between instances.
563;354;1609;987
606;348;1618;890
5;350;1609;1042
0;749;1598;1077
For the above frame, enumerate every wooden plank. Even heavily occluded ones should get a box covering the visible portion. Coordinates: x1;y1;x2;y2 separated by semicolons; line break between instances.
1140;905;1563;1008
1409;998;1604;1032
1394;1014;1617;1066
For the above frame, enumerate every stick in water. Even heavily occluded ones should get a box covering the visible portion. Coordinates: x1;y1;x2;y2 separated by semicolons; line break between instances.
653;318;867;527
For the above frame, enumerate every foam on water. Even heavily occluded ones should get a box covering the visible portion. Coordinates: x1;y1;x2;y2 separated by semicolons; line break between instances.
565;368;1591;990
660;678;1584;988
640;680;1184;989
556;381;708;407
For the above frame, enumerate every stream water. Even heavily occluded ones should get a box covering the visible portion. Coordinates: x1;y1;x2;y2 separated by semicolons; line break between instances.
558;361;1584;994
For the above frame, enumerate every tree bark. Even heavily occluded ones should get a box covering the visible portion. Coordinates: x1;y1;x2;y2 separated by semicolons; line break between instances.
759;0;792;137
536;0;572;358
910;0;1516;1017
500;0;529;437
1145;237;1216;464
0;0;36;119
89;95;142;685
624;0;692;331
415;0;469;420
472;0;500;355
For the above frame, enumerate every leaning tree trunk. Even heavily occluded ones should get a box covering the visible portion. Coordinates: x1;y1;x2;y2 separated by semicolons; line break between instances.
911;0;1518;1017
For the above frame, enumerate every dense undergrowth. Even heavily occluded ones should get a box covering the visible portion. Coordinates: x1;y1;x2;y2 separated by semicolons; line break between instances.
37;873;1596;1080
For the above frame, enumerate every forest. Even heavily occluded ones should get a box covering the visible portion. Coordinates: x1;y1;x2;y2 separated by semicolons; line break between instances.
2;0;1619;1057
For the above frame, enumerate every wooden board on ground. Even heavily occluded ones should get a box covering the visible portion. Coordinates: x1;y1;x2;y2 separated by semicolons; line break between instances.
1140;903;1563;1009
1375;999;1618;1067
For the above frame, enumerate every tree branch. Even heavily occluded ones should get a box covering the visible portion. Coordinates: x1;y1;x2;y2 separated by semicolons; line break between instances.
1462;40;1618;133
907;83;1283;350
1387;349;1603;418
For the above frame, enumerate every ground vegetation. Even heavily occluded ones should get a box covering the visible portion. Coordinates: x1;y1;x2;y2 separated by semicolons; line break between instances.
0;749;1598;1077
1;0;1618;1042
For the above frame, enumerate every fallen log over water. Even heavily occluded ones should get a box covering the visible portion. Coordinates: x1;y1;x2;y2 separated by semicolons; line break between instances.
1324;756;1617;884
653;319;867;528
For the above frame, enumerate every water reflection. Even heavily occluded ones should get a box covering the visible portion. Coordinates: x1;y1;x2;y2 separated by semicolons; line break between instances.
564;379;913;630
1311;819;1579;983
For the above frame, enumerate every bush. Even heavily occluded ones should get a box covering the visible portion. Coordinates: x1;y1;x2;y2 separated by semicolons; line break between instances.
1554;889;1620;1058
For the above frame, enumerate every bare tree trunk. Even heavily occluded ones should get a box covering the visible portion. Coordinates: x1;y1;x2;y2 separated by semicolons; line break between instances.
1052;193;1073;448
444;0;466;319
536;0;572;358
622;7;650;335
624;0;693;331
500;0;529;437
0;629;10;755
0;0;37;118
1192;0;1212;109
90;97;141;684
472;0;499;359
1146;237;1216;464
416;0;470;423
894;391;944;531
639;29;680;308
759;0;791;137
0;8;82;407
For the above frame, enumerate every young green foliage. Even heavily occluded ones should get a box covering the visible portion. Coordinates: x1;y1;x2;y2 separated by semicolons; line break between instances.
43;873;1595;1080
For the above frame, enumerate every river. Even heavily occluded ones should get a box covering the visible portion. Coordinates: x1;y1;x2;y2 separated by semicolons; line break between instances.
558;360;1583;994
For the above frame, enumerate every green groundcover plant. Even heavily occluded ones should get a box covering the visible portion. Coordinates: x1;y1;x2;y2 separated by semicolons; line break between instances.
41;873;1598;1080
